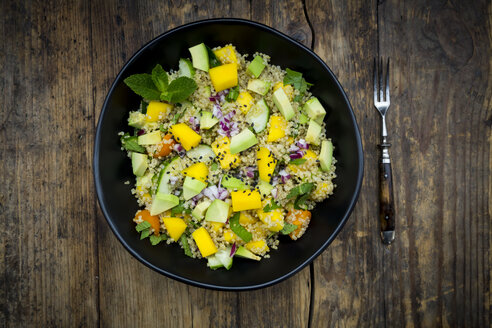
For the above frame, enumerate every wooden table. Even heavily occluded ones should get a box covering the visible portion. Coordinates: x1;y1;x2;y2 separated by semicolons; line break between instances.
2;0;490;326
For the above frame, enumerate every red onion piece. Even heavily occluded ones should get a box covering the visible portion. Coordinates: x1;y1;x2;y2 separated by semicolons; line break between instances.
230;243;237;257
296;139;309;149
137;129;145;136
289;152;303;159
271;188;278;199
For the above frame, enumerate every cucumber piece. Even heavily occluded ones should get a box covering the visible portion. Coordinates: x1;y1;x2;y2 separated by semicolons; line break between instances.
246;99;270;133
215;248;233;270
192;200;212;220
156;157;181;194
247;79;270;96
200;111;219;129
128;111;146;128
207;255;224;270
131;152;148;177
257;180;273;197
221;175;249;190
149;193;179;216
299;113;309;124
179;58;195;78
186;144;216;163
189;43;209;71
183;176;207;200
319;140;334;172
230;129;258;154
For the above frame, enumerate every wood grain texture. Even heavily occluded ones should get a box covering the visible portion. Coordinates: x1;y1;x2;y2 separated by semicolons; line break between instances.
0;0;98;326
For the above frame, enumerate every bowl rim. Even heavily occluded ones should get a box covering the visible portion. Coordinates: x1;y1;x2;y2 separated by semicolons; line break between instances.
93;17;364;291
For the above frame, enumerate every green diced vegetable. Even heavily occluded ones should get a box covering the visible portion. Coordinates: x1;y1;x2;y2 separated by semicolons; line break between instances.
263;199;281;212
229;213;252;242
226;86;240;102
121;133;146;153
289;158;307;165
283;68;313;93
280;223;298;235
180;234;193;257
206;45;221;68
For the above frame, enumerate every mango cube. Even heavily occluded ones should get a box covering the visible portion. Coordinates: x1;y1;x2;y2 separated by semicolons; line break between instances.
267;115;288;142
213;45;238;64
209;63;238;92
239;211;257;225
231;190;262;212
182;162;209;183
192;227;218;257
223;229;237;243
257;147;277;182
211;136;240;170
170;123;201;151
257;200;285;232
236;91;254;114
162;217;187;241
245;240;269;255
288;149;317;173
146;101;173;122
210;222;224;232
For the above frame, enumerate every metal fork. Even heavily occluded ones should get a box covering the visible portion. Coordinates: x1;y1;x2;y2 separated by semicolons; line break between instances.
373;58;395;245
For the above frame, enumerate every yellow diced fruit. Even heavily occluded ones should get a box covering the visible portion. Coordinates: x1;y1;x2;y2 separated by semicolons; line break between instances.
209;63;238;92
162;217;188;241
257;199;285;232
210;222;224;232
146;101;173;122
223;229;237;243
213;45;238;64
181;162;208;183
231;190;262;212
287;137;295;144
211;136;241;170
239;212;257;225
273;82;294;101
169;123;201;151
257;147;277;182
267;115;288;142
288;149;317;173
245;240;269;255
313;181;334;199
236;91;254;114
192;227;218;257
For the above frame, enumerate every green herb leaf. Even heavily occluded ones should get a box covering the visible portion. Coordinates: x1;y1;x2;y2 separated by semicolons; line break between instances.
121;133;146;153
140;100;149;114
124;73;162;100
159;124;167;133
140;229;151;240
150;234;167;245
161;77;198;104
287;182;315;199
280;223;298;235
226;86;240;102
136;221;151;232
283;68;313;93
206;45;221;68
289;158;307;165
293;94;303;103
171;200;191;216
294;193;310;210
151;64;169;92
229;213;252;242
210;162;218;171
171;106;187;124
263;199;282;212
180;234;193;257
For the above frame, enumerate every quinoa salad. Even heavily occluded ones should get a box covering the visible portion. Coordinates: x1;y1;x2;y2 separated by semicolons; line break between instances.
119;43;336;270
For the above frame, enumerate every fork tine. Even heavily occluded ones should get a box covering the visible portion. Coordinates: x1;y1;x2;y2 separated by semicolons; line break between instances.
373;58;378;103
386;58;390;102
379;57;384;101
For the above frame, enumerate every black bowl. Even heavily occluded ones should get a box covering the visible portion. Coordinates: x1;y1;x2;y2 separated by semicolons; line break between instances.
94;18;363;291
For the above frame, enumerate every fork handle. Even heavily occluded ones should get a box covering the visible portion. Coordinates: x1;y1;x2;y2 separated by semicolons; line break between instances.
379;142;395;244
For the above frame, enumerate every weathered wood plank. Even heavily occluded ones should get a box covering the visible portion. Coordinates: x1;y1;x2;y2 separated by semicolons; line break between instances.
0;0;98;326
90;1;312;327
378;1;491;327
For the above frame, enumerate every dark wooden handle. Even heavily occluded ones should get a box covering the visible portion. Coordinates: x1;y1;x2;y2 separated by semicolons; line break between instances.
379;161;395;244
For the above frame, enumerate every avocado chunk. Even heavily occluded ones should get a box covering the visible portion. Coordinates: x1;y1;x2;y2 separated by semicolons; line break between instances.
128;111;146;128
319;140;334;172
305;120;322;145
304;97;326;124
192;200;212;220
235;246;261;261
156;157;181;194
200;111;219;129
137;131;161;145
230;129;258;154
215;247;233;270
272;88;294;120
247;56;266;78
131;152;148;177
257;180;274;197
205;199;230;223
150;193;179;216
183;176;207;200
207;254;224;270
246;98;270;133
189;43;209;71
186;144;216;163
247;79;271;96
299;113;309;124
222;175;249;190
179;58;195;78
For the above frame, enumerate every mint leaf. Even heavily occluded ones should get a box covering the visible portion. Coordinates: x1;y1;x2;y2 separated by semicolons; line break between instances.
283;68;313;93
151;64;169;92
294;94;303;103
206;45;221;68
294;193;310;210
140;100;149;114
210;162;218;171
287;182;314;199
121;133;146;153
124;73;161;100
150;234;167;245
180;234;193;257
136;221;151;232
226;86;240;102
263;199;282;212
140;229;151;240
161;77;197;104
280;223;297;235
229;213;252;242
171;200;191;216
289;158;307;165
